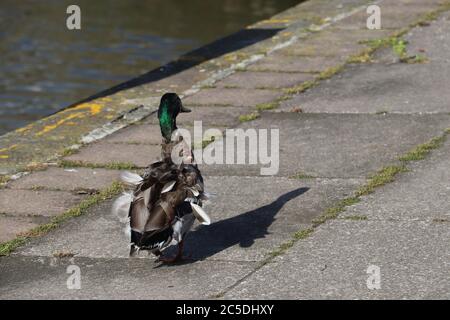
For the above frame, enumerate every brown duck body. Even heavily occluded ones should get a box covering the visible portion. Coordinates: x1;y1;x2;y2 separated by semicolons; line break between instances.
113;93;210;261
127;148;206;257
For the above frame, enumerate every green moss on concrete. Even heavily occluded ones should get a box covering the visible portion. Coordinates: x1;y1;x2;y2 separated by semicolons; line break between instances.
356;165;408;197
73;187;99;195
282;65;344;96
360;36;429;64
359;38;392;50
202;138;215;149
293;227;314;240
276;95;291;102
200;84;217;89
0;237;28;257
0;181;124;256
266;227;315;260
255;86;280;91
22;162;49;173
192;137;217;150
53;251;75;258
347;49;373;64
392;38;408;60
0;175;10;184
256;102;279;111
283;80;316;95
29;185;46;191
317;65;344;81
343;215;368;221
308;15;328;26
61;147;79;157
239;112;260;122
406;54;429;64
418;11;439;24
312;197;361;226
290;172;316;179
411;2;450;28
399;136;446;161
58;159;139;170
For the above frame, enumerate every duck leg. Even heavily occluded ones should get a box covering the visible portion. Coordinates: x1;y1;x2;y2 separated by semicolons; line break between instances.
158;241;190;263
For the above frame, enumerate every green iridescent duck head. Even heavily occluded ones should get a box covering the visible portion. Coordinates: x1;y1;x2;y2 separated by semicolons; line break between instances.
157;93;191;141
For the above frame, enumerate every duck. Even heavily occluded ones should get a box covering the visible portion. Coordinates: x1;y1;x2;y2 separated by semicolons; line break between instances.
112;93;211;263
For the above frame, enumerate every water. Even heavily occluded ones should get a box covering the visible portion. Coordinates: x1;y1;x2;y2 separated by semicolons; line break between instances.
0;0;299;135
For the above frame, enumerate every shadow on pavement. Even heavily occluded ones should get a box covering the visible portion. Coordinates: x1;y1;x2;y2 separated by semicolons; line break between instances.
158;187;309;266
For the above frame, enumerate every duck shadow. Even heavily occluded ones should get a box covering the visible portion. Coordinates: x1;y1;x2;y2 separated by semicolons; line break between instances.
157;187;309;267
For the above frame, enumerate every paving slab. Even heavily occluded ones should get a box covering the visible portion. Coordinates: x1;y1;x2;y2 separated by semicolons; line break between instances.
335;2;436;30
215;71;315;89
0;255;254;299
278;16;450;114
278;61;450;114
64;142;161;168
405;11;450;65
104;124;163;145
278;27;391;57
104;123;226;148
0;189;84;217
342;138;450;221
200;113;450;178
139;67;209;94
183;88;281;107
176;176;363;262
15;176;363;262
7;167;120;192
143;105;254;127
224;219;450;299
246;54;342;73
0;216;39;243
14;199;130;259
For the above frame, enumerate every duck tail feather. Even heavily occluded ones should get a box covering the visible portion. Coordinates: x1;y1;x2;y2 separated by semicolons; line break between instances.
190;202;211;225
201;191;216;201
120;171;143;186
161;180;176;193
123;223;131;238
112;192;133;223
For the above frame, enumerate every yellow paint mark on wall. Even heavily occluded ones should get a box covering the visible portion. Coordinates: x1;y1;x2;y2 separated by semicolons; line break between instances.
0;144;17;159
258;18;291;25
223;52;249;63
35;101;106;136
36;112;85;136
16;124;33;134
0;144;18;153
67;102;103;116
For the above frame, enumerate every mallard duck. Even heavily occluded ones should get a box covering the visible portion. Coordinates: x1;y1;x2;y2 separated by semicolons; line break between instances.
112;93;211;263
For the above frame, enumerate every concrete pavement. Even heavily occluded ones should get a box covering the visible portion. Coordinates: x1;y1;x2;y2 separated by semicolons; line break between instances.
1;0;450;299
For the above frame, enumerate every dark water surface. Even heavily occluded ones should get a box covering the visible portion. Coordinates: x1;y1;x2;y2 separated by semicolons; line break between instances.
0;0;299;135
